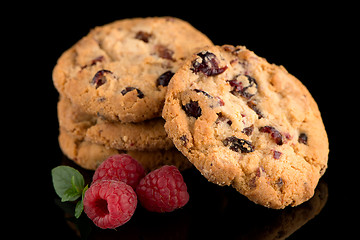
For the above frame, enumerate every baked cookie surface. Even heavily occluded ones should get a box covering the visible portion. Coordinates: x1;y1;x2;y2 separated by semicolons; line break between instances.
58;129;192;171
57;97;174;150
53;17;213;122
162;45;329;209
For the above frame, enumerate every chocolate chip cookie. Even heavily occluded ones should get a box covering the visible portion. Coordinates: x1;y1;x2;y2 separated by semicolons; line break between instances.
162;45;329;209
53;17;213;122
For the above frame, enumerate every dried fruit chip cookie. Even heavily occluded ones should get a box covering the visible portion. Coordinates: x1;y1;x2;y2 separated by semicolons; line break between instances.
57;97;174;151
53;17;213;122
162;45;329;209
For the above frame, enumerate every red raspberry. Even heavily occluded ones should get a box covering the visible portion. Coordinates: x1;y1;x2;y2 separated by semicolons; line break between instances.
136;165;189;213
83;180;137;229
92;154;145;189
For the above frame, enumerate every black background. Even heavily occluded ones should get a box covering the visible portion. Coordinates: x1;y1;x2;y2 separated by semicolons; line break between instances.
10;2;357;239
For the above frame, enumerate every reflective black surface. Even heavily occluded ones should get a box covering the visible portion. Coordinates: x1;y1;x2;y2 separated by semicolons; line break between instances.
53;157;330;240
17;3;355;239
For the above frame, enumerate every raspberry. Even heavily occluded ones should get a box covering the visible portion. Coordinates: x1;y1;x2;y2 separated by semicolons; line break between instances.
83;180;137;229
136;165;189;213
92;154;145;189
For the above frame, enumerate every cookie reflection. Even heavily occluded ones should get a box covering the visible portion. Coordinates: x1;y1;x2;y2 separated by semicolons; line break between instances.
186;176;328;240
58;155;327;239
240;180;328;239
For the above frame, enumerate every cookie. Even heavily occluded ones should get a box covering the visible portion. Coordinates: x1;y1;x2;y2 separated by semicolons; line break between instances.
58;97;173;150
162;45;329;209
58;129;192;171
53;17;213;122
59;128;118;170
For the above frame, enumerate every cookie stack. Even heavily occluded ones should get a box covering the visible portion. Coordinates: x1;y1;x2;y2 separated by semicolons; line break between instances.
53;17;212;171
53;17;329;209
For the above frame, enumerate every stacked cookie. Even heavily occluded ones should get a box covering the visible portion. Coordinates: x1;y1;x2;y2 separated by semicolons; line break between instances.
53;17;329;209
53;17;213;171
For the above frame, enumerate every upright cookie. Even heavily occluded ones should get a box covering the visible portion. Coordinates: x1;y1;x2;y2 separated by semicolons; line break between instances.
57;97;174;150
53;17;213;122
162;45;328;209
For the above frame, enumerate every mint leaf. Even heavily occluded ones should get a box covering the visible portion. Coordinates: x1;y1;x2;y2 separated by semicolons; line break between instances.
52;166;89;219
71;175;82;193
61;186;82;202
52;166;85;200
75;200;84;218
75;184;88;218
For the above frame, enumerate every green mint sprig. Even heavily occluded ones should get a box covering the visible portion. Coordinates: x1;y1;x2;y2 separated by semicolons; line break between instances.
52;166;88;218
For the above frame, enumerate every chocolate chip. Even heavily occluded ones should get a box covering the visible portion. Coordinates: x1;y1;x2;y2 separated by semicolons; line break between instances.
298;133;308;145
259;126;283;145
228;75;258;99
91;69;112;89
156;71;174;87
191;51;227;76
182;100;202;118
223;136;255;153
121;87;144;98
135;31;152;43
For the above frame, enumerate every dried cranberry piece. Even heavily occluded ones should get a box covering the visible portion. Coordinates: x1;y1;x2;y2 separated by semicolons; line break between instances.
81;56;104;70
216;112;232;125
194;89;213;98
249;166;266;188
242;125;254;136
216;97;225;106
256;166;266;177
228;75;258;99
91;56;104;65
92;69;112;89
247;101;264;119
121;87;144;99
276;177;284;188
155;44;174;61
284;133;292;140
135;31;152;43
298;133;308;145
250;166;265;188
156;71;174;87
193;89;223;108
259;126;283;145
223;45;244;55
273;150;282;159
182;100;202;119
179;135;188;146
191;51;227;76
223;136;254;153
